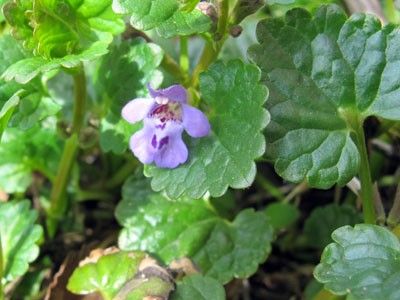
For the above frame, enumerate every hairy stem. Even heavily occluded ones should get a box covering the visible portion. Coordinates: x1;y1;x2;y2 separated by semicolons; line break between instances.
47;67;86;236
355;122;377;224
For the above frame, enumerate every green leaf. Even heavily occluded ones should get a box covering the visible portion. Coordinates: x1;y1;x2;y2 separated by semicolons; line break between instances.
156;9;211;38
0;126;62;193
304;204;361;249
146;60;269;199
67;250;146;298
117;177;273;284
112;0;179;31
94;38;163;154
314;224;400;300
2;41;109;84
112;0;211;37
0;200;43;283
248;5;400;188
171;274;226;300
4;0;124;58
0;35;30;137
9;95;60;130
265;202;300;231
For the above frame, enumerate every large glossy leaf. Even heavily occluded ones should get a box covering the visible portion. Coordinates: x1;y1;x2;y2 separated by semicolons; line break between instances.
117;177;273;284
248;5;400;188
171;274;226;300
145;60;269;199
303;204;361;249
94;39;163;154
314;224;400;300
0;126;62;193
112;0;211;37
0;200;43;283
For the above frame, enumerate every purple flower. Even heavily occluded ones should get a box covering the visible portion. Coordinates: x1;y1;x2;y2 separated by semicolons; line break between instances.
122;84;210;168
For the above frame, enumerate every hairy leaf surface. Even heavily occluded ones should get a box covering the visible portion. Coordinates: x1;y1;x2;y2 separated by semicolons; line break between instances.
248;5;400;188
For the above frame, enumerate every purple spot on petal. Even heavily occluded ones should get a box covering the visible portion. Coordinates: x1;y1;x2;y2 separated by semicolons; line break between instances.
151;135;157;148
158;136;169;149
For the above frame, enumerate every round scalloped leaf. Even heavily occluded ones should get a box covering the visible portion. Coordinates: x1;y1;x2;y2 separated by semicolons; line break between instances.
314;224;400;300
0;200;43;283
145;60;269;199
67;250;146;299
171;274;225;300
117;177;273;284
248;4;400;188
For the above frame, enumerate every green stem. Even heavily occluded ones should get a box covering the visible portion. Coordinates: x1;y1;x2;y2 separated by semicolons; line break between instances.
190;0;230;88
354;122;377;224
0;234;4;300
47;67;87;236
180;36;189;75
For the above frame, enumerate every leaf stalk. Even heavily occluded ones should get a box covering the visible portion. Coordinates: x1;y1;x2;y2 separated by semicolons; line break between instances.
354;121;377;224
47;66;87;236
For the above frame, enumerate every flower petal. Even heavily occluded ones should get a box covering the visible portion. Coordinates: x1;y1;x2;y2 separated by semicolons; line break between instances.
154;126;188;168
129;124;156;164
182;104;211;137
148;84;187;103
122;98;155;123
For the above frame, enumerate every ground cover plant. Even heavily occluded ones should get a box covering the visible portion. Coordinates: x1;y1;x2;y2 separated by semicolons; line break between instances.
0;0;400;299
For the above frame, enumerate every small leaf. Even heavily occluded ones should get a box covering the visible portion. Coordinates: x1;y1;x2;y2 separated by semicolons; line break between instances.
113;0;212;37
304;204;361;249
146;60;269;199
4;0;124;58
2;42;110;84
0;200;43;283
171;274;226;300
117;177;274;284
248;5;400;188
265;202;300;231
0;126;62;193
156;9;211;38
0;35;38;137
112;0;179;31
314;224;400;300
67;250;146;298
94;39;163;154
